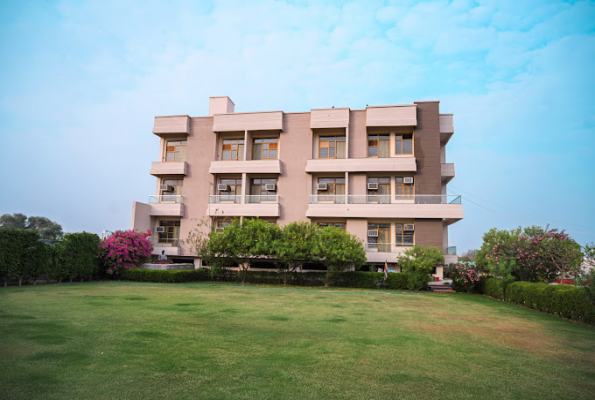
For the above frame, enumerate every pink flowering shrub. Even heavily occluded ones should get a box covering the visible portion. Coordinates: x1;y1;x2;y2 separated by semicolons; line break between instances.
448;261;483;293
477;225;583;282
99;230;153;275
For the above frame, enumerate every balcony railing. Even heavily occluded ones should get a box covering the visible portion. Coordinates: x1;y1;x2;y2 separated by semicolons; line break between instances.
149;195;184;204
343;195;461;204
208;195;279;204
365;243;413;252
444;246;457;256
309;195;346;204
209;195;242;204
150;238;180;247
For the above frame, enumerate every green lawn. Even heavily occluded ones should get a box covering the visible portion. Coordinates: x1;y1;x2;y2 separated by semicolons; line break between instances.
1;282;594;400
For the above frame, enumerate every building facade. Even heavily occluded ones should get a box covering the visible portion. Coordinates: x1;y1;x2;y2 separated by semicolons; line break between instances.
131;96;463;277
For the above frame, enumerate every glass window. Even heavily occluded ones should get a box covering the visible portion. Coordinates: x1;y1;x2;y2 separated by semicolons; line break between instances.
252;138;278;160
368;135;389;158
222;138;245;161
395;134;413;155
165;140;187;162
219;178;242;202
367;177;390;204
250;178;277;203
395;177;414;200
368;223;391;252
158;220;180;244
396;223;414;246
160;178;183;202
318;222;346;230
319;136;346;159
317;177;345;203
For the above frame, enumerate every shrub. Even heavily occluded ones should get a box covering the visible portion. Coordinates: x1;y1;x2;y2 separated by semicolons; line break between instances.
484;278;511;300
397;245;444;291
0;228;51;286
449;261;483;293
53;232;100;282
100;230;152;275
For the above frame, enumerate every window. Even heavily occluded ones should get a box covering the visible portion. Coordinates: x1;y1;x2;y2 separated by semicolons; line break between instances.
396;223;414;246
160;178;183;202
395;134;413;155
252;138;278;160
319;136;346;159
367;177;390;204
395;177;414;200
318;222;346;230
219;178;242;203
222;138;245;161
250;178;277;203
368;223;390;252
317;177;345;203
165;140;187;162
158;221;180;244
215;219;232;233
368;134;389;158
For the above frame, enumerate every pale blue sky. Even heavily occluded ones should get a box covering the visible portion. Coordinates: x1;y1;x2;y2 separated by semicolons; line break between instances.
1;0;594;252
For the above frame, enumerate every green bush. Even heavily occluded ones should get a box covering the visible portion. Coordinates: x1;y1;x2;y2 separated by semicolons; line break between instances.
119;268;412;290
484;278;511;299
0;228;52;286
504;281;595;324
53;232;100;282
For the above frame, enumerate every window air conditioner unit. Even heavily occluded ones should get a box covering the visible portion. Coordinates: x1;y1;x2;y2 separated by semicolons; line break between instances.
404;224;415;231
217;184;229;191
367;183;379;190
156;227;166;233
265;184;276;191
404;177;414;184
160;185;173;192
368;230;379;237
317;183;328;190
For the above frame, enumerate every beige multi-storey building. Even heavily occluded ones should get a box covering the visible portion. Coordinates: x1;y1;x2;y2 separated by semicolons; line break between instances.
131;96;463;277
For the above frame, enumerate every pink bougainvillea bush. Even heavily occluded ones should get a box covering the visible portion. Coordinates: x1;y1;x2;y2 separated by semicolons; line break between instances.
100;230;153;275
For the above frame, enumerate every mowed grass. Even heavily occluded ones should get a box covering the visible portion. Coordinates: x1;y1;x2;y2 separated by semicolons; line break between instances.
1;282;594;400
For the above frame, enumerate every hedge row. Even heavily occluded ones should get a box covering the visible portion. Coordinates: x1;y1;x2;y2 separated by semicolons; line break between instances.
484;278;595;325
0;229;101;286
120;268;411;290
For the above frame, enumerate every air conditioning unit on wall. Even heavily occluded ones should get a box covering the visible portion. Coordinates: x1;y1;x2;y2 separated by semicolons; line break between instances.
368;230;379;237
156;226;166;233
317;183;328;190
367;183;378;190
217;184;229;191
265;184;276;191
160;185;173;192
404;224;415;231
404;177;414;184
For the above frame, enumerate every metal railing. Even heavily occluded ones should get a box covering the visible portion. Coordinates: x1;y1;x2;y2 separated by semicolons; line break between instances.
365;243;413;252
209;195;241;204
150;237;180;247
444;246;457;256
346;195;461;205
246;195;279;204
309;195;346;204
149;195;184;204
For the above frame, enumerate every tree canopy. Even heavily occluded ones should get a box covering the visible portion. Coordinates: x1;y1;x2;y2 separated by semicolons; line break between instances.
0;213;63;240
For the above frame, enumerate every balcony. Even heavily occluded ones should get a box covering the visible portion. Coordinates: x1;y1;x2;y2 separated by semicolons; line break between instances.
150;238;181;256
206;195;280;217
366;105;417;127
444;246;458;264
213;111;283;132
440;114;454;145
148;195;184;217
310;108;350;128
209;159;281;174
364;243;410;263
150;161;188;176
305;157;416;173
153;116;189;137
441;163;455;183
306;195;463;222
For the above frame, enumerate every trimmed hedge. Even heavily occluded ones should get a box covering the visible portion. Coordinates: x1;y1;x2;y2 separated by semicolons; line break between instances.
483;278;595;325
120;268;412;290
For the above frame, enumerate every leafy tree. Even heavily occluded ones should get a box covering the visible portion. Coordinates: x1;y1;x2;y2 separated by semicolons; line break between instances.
0;213;63;239
275;221;319;286
583;243;595;269
54;232;100;282
478;225;583;282
397;245;444;291
99;230;153;275
316;227;366;287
